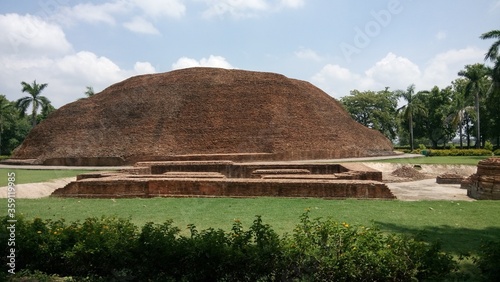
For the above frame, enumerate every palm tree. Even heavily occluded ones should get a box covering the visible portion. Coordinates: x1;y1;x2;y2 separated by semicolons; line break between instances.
16;80;51;128
0;95;13;155
396;84;427;151
457;64;489;148
480;29;500;62
481;29;500;95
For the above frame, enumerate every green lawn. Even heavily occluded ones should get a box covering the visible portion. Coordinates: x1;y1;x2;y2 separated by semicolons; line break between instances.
0;169;95;186
8;197;500;255
376;155;491;165
3;155;499;256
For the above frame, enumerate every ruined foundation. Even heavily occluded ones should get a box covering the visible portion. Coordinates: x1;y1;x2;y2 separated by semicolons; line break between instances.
465;157;500;200
52;161;395;199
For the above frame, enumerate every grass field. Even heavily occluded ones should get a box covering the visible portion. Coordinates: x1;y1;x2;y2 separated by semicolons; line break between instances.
0;169;95;186
8;197;500;255
2;155;499;257
375;155;491;165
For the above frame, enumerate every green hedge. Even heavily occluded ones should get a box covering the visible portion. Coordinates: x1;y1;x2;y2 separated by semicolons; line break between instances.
1;213;459;281
407;149;494;156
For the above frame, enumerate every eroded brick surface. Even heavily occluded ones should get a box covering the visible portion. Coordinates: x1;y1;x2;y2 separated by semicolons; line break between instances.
11;68;393;166
465;157;500;200
52;161;395;199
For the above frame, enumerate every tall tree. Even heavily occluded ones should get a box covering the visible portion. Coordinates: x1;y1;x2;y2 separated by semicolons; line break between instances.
414;86;455;148
480;29;500;62
449;78;475;148
457;64;489;148
480;29;500;103
16;80;51;128
396;84;426;151
0;95;13;155
340;87;398;141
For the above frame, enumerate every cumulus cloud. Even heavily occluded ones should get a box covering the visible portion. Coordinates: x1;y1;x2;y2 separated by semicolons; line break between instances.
279;0;305;9
55;0;185;35
420;47;484;89
365;52;421;90
123;16;160;34
0;13;157;108
172;55;235;69
56;1;129;26
312;48;485;99
311;64;377;98
0;13;72;55
131;0;186;19
201;0;305;18
134;62;156;74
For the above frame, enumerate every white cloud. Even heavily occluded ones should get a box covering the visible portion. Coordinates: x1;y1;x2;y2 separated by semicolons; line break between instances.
365;52;421;90
279;0;305;9
56;51;124;83
123;17;160;34
420;47;484;89
56;1;129;26
201;0;305;18
172;55;235;69
311;48;486;99
295;48;321;61
131;0;186;19
55;0;185;35
0;14;157;108
311;64;377;98
202;0;269;18
134;61;156;74
0;13;72;55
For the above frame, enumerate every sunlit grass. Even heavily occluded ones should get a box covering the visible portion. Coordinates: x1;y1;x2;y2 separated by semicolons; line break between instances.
9;197;500;255
0;169;96;186
375;155;490;165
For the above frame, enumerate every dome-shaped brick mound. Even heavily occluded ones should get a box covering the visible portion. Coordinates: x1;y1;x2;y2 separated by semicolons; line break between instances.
11;68;394;166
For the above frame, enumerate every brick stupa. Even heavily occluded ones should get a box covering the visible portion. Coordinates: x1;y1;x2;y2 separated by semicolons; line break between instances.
11;68;394;166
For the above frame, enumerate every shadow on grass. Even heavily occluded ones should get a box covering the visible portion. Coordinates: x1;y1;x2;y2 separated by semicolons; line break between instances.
374;221;500;255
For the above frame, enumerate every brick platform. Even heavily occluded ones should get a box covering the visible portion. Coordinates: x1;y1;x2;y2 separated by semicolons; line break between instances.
52;160;395;199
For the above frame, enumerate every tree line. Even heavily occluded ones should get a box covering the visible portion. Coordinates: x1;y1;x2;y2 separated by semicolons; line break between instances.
0;80;95;156
340;29;500;150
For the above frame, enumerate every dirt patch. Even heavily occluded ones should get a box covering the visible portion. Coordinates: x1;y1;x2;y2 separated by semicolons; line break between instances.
0;177;75;198
391;166;426;180
362;162;476;201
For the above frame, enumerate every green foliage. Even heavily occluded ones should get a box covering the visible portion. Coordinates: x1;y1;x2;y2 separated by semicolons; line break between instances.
495;149;500;156
484;140;494;151
426;149;493;156
475;239;500;281
340;88;398;140
1;213;460;281
279;211;456;281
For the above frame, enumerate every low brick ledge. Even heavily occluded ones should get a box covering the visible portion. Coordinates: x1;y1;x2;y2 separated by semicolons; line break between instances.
52;178;395;199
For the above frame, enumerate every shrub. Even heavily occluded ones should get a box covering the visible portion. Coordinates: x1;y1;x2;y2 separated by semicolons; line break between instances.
278;211;456;281
494;149;500;156
1;213;458;281
484;141;494;151
428;149;493;157
475;240;500;281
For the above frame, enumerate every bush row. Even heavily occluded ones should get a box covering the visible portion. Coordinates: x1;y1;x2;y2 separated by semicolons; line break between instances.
403;148;495;156
0;212;481;281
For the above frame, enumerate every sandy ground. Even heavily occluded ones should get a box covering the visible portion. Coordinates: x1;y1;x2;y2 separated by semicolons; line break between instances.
0;162;477;201
362;162;476;201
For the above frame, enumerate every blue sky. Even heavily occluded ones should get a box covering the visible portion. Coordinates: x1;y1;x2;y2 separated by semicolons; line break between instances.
1;0;499;108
